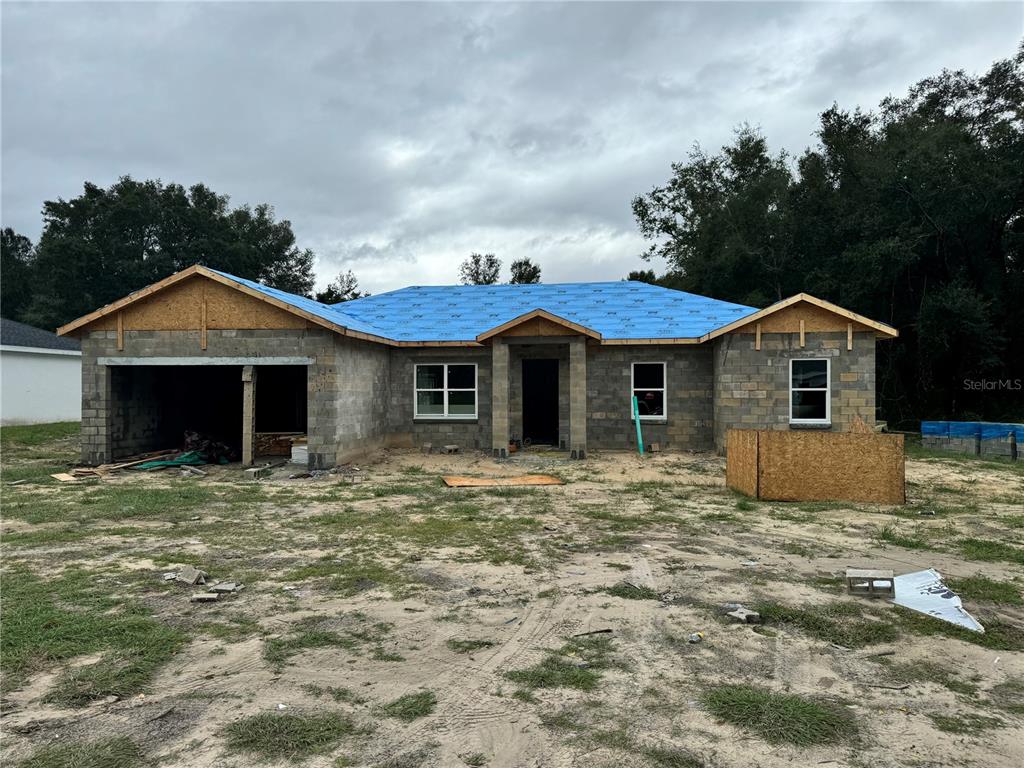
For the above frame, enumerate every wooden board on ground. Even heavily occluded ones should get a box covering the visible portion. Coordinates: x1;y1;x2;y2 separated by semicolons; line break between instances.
442;475;564;488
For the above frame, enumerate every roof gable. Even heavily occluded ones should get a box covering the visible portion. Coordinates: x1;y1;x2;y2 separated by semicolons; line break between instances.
475;309;601;342
701;294;898;341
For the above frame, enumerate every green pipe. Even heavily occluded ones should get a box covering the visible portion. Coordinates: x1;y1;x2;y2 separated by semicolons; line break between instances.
632;395;644;456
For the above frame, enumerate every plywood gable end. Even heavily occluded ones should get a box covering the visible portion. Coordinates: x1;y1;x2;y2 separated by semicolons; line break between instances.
79;276;309;332
729;302;873;334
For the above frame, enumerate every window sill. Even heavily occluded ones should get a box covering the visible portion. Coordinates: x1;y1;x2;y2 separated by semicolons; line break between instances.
414;417;479;424
637;418;668;425
789;422;832;430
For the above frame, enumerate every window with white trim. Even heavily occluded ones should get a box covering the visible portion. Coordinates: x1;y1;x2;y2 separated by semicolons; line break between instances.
631;362;666;419
414;363;477;419
789;358;830;424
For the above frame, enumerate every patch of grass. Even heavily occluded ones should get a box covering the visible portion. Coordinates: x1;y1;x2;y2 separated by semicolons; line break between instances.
224;711;361;759
781;541;815;557
301;683;368;705
264;626;355;671
947;575;1023;606
506;656;602;691
1;568;185;703
874;523;930;550
604;582;660;600
285;555;411;597
14;736;144;768
603;562;632;571
446;638;495;654
700;511;739;523
702;684;857;746
1;421;80;449
379;690;437;721
755;601;897;648
461;753;488;767
958;538;1024;565
884;661;978;696
2;483;247;525
735;499;755;512
505;635;624;692
199;614;260;642
988;679;1024;714
891;606;1024;651
927;712;1003;735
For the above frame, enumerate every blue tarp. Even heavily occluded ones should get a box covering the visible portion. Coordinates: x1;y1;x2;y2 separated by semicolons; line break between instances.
922;421;1024;441
209;269;758;343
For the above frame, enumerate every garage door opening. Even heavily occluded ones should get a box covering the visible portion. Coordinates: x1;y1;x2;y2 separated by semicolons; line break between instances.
110;365;243;460
108;364;309;462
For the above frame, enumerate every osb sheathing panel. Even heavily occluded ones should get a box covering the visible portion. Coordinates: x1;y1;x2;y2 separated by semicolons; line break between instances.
79;276;308;332
725;430;759;497
496;316;581;337
755;430;905;504
732;303;871;334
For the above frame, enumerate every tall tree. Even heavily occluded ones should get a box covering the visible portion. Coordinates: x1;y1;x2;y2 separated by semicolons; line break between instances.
459;253;501;285
22;177;316;329
632;46;1024;423
509;257;542;284
316;270;368;304
1;228;36;320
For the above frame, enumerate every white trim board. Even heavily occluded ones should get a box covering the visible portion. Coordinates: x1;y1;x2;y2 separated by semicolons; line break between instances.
98;356;314;366
1;345;82;357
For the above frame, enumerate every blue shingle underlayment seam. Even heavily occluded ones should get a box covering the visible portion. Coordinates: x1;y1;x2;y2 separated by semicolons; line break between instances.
209;269;758;343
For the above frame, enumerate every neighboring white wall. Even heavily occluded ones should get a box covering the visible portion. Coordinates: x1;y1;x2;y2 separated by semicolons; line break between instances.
0;346;82;424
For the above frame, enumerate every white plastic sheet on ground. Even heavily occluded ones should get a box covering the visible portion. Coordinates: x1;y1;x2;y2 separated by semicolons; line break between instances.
892;568;984;633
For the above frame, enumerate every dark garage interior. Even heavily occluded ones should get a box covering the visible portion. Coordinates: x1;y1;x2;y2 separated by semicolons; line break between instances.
108;364;307;460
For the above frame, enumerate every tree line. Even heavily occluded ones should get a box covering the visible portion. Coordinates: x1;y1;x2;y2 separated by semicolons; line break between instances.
631;45;1023;425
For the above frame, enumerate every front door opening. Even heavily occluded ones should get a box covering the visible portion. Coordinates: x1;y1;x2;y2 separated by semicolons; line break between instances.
522;358;559;446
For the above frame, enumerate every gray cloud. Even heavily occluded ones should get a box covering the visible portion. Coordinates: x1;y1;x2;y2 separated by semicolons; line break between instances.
2;1;1020;294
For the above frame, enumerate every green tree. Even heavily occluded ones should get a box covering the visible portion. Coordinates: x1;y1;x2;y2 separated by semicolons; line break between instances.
509;257;542;284
1;228;35;320
22;177;315;329
459;253;501;285
632;46;1024;423
316;270;367;304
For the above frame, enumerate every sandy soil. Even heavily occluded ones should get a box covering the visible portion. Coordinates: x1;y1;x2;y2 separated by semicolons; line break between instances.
1;447;1022;767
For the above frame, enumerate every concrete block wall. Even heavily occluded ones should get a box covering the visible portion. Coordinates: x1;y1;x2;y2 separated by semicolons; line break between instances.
387;347;492;450
325;335;391;466
712;331;876;451
79;328;340;466
585;344;715;451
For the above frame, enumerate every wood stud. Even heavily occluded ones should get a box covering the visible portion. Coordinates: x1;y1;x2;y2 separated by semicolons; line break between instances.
799;318;805;348
116;311;124;351
847;322;853;351
755;322;762;351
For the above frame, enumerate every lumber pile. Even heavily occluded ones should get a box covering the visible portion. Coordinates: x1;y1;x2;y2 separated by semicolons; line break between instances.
52;449;179;482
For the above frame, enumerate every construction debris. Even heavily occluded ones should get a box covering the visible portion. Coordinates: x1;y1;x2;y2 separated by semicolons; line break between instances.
846;568;896;599
190;592;219;603
892;568;984;633
726;607;761;624
209;582;242;593
244;466;274;481
176;566;208;586
441;444;460;454
180;465;207;477
442;474;563;488
421;443;433;454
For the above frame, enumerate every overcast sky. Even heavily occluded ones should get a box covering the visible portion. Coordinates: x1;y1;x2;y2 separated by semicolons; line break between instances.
2;2;1020;293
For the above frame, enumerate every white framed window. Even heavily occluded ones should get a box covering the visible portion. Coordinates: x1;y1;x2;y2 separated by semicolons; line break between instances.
631;362;667;420
414;363;477;419
789;358;830;425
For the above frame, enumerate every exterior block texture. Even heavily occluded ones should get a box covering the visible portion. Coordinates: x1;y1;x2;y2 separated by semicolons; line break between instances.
77;327;883;465
713;331;877;451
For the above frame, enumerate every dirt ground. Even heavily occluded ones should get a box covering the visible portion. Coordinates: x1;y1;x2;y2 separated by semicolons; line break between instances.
2;431;1023;767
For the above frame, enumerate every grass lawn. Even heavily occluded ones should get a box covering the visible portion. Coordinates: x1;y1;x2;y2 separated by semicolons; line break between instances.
2;423;1022;768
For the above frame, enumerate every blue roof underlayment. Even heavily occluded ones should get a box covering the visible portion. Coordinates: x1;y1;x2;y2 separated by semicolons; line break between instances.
211;269;758;343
